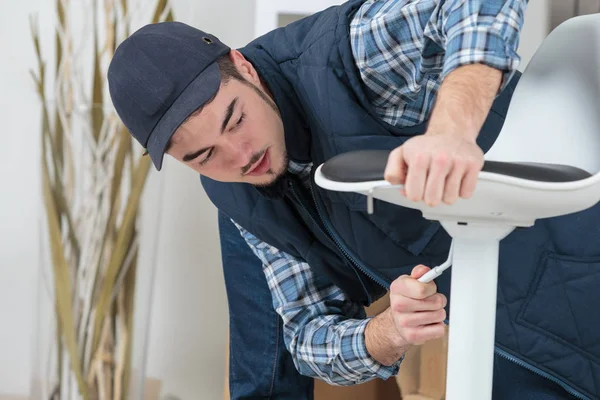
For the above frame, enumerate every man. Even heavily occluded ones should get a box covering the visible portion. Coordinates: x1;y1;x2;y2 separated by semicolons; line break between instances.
108;0;600;399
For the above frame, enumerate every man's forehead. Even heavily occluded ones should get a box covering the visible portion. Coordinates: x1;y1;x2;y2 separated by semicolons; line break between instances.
174;101;217;139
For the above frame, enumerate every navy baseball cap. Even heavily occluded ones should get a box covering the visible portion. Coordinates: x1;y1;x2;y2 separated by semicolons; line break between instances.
108;22;230;170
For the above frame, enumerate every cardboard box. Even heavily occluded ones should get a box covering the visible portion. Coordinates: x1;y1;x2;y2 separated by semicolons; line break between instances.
403;395;439;400
397;326;449;400
315;378;400;400
418;330;448;399
144;378;162;400
396;342;420;395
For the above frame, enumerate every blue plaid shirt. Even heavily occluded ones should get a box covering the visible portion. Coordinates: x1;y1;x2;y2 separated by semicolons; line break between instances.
234;0;527;386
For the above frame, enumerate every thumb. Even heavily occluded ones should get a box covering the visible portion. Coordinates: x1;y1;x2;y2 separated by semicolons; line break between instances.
384;146;407;185
410;264;431;279
395;146;407;185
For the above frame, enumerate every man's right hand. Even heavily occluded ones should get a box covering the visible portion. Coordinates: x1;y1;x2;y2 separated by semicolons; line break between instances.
389;265;447;346
364;265;447;366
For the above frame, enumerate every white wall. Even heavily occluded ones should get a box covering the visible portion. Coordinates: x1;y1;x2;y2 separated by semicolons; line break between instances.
0;0;550;398
0;0;52;395
518;0;551;69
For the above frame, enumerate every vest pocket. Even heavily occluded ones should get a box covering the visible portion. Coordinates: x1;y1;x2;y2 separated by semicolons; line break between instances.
516;251;600;362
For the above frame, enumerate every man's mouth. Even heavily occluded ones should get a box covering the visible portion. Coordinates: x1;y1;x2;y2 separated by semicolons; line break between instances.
244;148;271;176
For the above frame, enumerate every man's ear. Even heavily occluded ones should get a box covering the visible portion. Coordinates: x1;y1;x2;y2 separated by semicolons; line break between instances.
229;49;260;84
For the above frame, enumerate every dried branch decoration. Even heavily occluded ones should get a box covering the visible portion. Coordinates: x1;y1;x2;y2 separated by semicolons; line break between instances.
30;1;174;398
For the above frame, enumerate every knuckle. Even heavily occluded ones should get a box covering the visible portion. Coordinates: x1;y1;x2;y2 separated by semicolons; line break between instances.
434;294;445;309
453;157;466;170
399;317;411;328
434;151;449;166
439;294;448;308
468;155;484;169
414;152;428;167
415;285;428;299
395;314;410;328
390;277;405;294
466;160;479;171
390;147;403;157
404;330;419;343
392;300;407;314
387;150;403;164
431;281;438;293
439;309;447;321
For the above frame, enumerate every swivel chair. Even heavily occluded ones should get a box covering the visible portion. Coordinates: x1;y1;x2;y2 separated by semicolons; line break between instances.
314;13;600;400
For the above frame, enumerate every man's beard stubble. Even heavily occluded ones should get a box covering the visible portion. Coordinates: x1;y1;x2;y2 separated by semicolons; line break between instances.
239;78;289;189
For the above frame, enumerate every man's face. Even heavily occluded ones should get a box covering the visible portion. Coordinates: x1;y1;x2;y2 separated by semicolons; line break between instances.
167;50;287;186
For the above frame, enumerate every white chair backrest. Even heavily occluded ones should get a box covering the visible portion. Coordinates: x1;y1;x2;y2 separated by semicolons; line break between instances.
485;13;600;175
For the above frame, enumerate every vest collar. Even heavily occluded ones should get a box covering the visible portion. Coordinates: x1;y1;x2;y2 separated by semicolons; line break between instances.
240;49;312;165
238;47;315;198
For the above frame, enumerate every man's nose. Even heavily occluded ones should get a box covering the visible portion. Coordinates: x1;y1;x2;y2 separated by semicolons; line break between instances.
222;136;252;168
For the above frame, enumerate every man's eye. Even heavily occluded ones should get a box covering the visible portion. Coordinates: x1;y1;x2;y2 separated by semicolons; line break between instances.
236;112;246;126
199;148;214;166
228;112;246;132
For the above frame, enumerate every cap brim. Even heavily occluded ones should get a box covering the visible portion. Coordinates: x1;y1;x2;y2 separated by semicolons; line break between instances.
146;62;222;171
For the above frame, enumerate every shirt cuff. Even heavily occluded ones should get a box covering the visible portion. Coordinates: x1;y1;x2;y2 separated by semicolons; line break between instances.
441;29;520;92
340;318;402;382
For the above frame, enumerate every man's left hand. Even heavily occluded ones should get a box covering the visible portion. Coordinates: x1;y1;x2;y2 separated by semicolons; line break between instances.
384;132;484;207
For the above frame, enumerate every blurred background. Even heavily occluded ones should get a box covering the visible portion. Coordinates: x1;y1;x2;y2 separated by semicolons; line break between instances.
0;0;597;399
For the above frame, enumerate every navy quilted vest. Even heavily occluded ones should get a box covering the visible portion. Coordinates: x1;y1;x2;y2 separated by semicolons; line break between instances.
201;1;600;398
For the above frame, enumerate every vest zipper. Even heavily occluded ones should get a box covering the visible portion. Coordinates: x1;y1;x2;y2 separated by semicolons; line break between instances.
288;180;389;297
494;347;590;400
309;184;391;290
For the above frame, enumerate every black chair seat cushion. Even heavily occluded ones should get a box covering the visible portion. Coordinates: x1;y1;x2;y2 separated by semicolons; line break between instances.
320;150;591;184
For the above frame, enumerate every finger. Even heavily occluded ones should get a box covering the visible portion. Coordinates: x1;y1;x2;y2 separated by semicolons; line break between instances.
403;322;447;345
460;163;480;199
424;152;451;207
384;147;407;185
410;264;431;279
392;293;448;313
395;308;447;328
389;265;432;288
443;160;466;204
404;152;429;202
390;274;438;300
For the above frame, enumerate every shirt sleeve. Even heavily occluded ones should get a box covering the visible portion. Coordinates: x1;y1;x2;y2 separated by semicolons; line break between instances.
231;220;401;386
436;0;528;90
349;0;527;126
